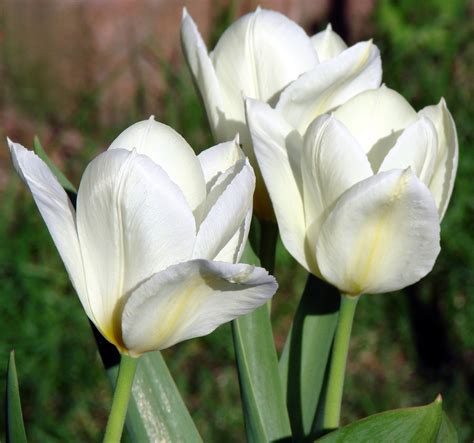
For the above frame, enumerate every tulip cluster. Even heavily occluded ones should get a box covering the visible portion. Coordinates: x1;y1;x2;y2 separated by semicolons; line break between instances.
7;6;459;442
182;7;458;297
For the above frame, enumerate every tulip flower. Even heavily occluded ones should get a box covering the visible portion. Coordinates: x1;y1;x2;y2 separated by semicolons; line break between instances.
246;85;458;296
181;7;381;219
8;117;278;357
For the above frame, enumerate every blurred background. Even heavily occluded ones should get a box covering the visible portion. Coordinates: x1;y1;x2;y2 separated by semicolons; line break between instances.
1;0;473;441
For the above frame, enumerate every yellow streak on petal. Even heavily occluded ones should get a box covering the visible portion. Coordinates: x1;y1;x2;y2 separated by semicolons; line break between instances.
346;171;410;295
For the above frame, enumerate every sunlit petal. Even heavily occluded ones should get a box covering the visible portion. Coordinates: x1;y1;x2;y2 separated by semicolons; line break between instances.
122;259;277;355
316;169;440;295
419;98;459;220
276;41;382;134
246;98;309;270
211;8;319;126
311;24;347;62
193;159;254;261
333;86;418;171
302;115;373;271
379;117;438;185
181;9;225;140
108;117;206;216
76;149;196;346
7;140;91;319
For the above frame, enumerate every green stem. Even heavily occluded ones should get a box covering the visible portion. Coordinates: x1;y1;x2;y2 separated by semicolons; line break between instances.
103;355;139;443
322;294;360;430
259;220;278;273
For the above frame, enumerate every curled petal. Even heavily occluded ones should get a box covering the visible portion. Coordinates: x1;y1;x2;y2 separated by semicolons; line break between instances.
276;40;382;134
122;259;277;355
108;117;206;216
7;140;91;319
214;205;252;264
181;9;225;139
316;169;440;295
311;24;347;62
419;99;459;220
302;115;373;271
246;98;309;270
197;135;244;192
379;117;438;185
193;159;255;261
333;86;418;166
76;149;196;347
210;8;319;125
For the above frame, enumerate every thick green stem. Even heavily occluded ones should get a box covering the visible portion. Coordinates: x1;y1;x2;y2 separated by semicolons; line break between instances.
322;294;360;430
103;355;138;443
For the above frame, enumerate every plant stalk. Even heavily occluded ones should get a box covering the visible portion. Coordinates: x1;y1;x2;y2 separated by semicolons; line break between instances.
103;354;138;443
322;294;360;430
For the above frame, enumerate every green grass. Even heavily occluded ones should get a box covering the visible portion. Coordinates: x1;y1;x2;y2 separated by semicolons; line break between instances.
1;0;473;441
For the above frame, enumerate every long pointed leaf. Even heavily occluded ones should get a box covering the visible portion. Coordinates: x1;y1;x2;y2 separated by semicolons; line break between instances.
317;396;444;442
232;242;291;442
92;324;202;443
6;350;28;443
436;411;458;443
33;137;77;193
279;275;340;441
106;352;203;443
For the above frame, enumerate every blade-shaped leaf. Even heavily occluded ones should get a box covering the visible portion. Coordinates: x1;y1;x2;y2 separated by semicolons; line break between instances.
436;411;458;443
232;241;291;442
33;136;77;193
279;275;340;441
106;352;203;443
90;324;201;443
6;350;28;443
317;396;444;442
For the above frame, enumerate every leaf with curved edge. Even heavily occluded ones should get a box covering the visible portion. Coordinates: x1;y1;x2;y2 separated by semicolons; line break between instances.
436;411;458;443
279;275;340;441
33;137;77;193
106;351;203;443
6;350;28;443
231;240;291;443
317;396;444;442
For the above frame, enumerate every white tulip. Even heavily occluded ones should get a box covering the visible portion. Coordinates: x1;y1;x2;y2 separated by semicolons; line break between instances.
246;85;458;295
8;117;277;356
181;7;381;219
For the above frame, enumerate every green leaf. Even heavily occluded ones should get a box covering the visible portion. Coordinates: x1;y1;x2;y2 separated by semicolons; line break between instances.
279;275;340;441
6;350;28;443
107;351;203;443
317;396;444;442
436;411;458;442
231;241;291;442
33;136;77;193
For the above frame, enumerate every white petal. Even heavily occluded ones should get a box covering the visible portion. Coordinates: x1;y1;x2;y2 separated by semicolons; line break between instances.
214;206;252;263
76;149;196;347
379;117;438;185
122;259;277;355
311;24;347;62
210;8;319;127
302;115;373;272
316;169;440;295
8;140;91;319
193;159;254;261
108;117;206;216
246;98;309;270
419;99;459;220
181;9;225;140
333;86;418;170
197;135;244;192
276;41;382;134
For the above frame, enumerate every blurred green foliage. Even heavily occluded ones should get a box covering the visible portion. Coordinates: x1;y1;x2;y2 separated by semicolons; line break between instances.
1;0;473;441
